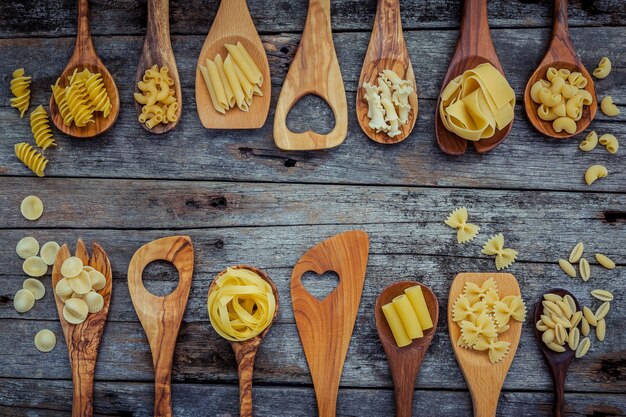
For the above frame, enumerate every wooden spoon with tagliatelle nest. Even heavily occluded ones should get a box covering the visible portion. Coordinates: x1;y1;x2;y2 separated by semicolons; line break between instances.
51;239;112;417
356;0;418;144
208;265;278;417
49;0;119;138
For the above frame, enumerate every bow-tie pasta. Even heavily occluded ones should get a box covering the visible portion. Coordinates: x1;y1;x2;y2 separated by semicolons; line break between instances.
444;207;480;243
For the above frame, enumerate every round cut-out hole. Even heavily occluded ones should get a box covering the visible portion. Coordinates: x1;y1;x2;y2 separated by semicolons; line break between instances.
301;270;340;301
142;260;180;297
286;94;335;135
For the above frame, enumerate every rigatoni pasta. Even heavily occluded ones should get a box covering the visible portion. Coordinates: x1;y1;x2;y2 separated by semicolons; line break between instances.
134;65;179;129
381;284;434;348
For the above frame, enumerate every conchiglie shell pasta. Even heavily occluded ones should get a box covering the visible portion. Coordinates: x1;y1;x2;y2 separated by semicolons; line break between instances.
88;269;106;291
23;278;45;300
23;256;47;277
69;270;92;295
63;298;89;324
14;288;35;313
40;241;61;265
16;237;39;259
61;256;83;278
34;329;56;352
83;291;104;314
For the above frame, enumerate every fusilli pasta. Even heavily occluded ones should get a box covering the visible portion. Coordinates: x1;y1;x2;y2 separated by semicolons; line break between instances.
30;105;56;150
14;142;48;177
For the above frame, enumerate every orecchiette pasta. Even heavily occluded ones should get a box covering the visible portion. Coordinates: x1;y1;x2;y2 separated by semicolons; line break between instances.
584;164;608;185
30;105;56;150
14;142;48;177
10;68;31;117
598;134;618;154
600;96;620;117
34;329;56;352
135;65;179;129
592;57;611;79
579;131;598;151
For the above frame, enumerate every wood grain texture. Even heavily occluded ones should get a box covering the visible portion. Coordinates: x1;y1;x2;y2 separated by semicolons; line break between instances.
210;265;279;417
291;230;369;416
51;239;113;417
356;0;418;144
524;0;597;139
48;0;120;138
273;0;348;150
134;0;182;134
375;281;438;417
127;235;194;417
448;273;523;417
533;288;580;417
435;0;512;155
195;0;271;129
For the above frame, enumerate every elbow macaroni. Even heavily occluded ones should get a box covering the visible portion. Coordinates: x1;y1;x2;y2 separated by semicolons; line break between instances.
134;65;179;129
599;134;619;154
584;164;608;185
579;131;598;151
600;96;620;117
593;57;611;79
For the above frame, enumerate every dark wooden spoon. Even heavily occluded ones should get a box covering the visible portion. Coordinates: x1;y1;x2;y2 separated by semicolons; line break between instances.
534;288;580;417
134;0;182;134
524;0;597;139
435;0;512;155
209;265;279;417
49;0;120;138
374;281;439;417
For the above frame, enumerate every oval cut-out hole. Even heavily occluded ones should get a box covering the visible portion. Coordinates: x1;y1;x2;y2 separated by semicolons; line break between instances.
142;260;180;297
301;270;340;301
286;94;335;134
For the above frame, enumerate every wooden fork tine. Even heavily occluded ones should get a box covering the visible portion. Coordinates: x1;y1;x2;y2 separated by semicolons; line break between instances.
75;239;90;264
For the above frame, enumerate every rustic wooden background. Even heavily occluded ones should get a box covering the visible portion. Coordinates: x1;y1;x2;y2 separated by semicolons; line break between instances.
0;0;625;416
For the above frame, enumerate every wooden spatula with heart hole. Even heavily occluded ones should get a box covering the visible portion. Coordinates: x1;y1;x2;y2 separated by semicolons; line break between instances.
448;273;523;417
291;230;369;417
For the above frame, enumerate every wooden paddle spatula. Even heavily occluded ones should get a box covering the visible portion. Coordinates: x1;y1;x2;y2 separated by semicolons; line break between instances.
51;239;112;417
448;273;523;417
291;231;369;416
435;0;511;155
274;0;348;151
128;236;194;417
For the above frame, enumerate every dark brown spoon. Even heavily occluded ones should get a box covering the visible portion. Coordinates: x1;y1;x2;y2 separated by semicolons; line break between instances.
524;0;597;138
435;0;512;155
374;281;439;417
534;288;580;417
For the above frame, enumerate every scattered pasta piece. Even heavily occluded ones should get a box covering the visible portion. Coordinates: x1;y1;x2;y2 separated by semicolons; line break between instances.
575;337;590;358
444;207;480;243
15;142;48;177
594;302;610;321
23;256;47;277
595;253;615;270
591;289;613;302
14;288;35;313
600;96;620;117
51;68;112;127
40;241;60;265
362;70;415;138
584;164;608;185
592;57;611;79
583;306;597;327
579;131;598;152
20;195;43;220
598;134;619;154
134;65;179;129
481;233;518;270
558;259;576;277
34;329;56;352
23;278;45;300
30;105;56;150
16;236;39;259
569;242;584;263
579;258;591;281
10;68;31;117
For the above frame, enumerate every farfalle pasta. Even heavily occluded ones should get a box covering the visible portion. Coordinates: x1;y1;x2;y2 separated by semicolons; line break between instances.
444;207;480;243
362;69;414;138
482;233;518;270
10;68;31;117
134;65;179;129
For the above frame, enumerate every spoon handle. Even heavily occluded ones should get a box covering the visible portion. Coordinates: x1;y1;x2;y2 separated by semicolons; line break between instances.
549;364;567;417
390;357;418;417
470;386;500;417
146;0;171;45
153;353;175;417
550;0;574;51
75;0;95;56
459;0;491;50
71;355;96;417
233;340;261;417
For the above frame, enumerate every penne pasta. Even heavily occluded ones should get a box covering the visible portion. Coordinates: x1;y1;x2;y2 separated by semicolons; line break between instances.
205;58;229;110
215;54;236;108
199;63;226;114
223;54;248;112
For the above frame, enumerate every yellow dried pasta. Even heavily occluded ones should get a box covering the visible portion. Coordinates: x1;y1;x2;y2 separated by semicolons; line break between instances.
30;105;56;150
52;68;112;128
482;233;518;270
134;65;179;129
444;207;480;243
15;143;48;177
593;57;611;79
10;68;31;117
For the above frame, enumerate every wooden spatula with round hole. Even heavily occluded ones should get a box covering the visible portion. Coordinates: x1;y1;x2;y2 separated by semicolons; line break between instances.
127;236;194;417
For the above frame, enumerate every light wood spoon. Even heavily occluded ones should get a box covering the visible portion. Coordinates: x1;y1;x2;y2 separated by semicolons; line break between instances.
534;288;580;417
51;239;112;417
524;0;597;139
128;236;194;417
448;273;523;417
435;0;511;155
195;0;271;129
374;281;438;417
135;0;182;134
356;0;418;144
49;0;120;138
273;0;347;151
208;265;279;417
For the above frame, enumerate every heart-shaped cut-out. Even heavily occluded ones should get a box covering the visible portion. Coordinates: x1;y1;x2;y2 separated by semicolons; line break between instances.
300;270;340;301
286;94;336;135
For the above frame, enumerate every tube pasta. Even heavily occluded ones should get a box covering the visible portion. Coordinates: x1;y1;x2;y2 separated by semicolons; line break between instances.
593;57;611;79
30;105;56;150
579;131;598;151
15;142;48;177
10;68;31;117
134;65;180;129
584;165;608;185
598;134;618;154
223;54;248;112
600;96;620;117
225;43;262;85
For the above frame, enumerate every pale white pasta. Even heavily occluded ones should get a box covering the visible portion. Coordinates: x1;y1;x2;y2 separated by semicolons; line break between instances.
69;270;92;295
14;288;35;313
579;131;598;151
23;278;45;300
55;278;73;299
581;317;590;336
575;337;590;358
34;329;56;352
594;302;610;321
16;236;39;259
598;134;618;154
583;306;597;326
89;269;106;291
568;242;584;263
568;327;580;350
584;165;608;185
600;96;620;116
63;298;89;324
579;258;590;281
83;291;104;313
40;241;60;265
592;57;611;79
591;289;613;302
558;259;576;277
21;195;43;221
23;256;47;277
596;318;606;341
595;253;615;269
61;256;83;278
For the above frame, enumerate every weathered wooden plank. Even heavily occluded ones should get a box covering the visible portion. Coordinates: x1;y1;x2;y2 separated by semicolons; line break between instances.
1;0;625;38
0;378;624;417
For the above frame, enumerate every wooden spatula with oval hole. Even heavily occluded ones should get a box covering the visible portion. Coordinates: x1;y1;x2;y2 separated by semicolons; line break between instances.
291;231;369;417
448;273;523;417
195;0;271;129
52;239;112;417
273;0;347;151
128;236;194;417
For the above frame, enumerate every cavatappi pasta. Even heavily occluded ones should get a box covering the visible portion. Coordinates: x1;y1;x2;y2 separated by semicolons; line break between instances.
362;70;414;138
55;257;107;324
134;65;179;129
529;67;593;134
453;277;525;364
51;68;112;127
10;68;31;117
382;284;433;348
439;63;515;141
444;207;480;243
199;42;263;114
481;233;518;270
15;143;48;177
30;105;56;150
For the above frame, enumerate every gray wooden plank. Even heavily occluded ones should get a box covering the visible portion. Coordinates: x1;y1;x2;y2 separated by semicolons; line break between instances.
0;378;624;417
1;0;625;38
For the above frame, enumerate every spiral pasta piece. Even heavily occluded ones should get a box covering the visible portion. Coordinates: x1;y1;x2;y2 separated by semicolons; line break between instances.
10;68;31;117
65;81;95;127
30;105;56;150
84;72;112;117
51;68;112;127
14;142;48;177
51;79;74;126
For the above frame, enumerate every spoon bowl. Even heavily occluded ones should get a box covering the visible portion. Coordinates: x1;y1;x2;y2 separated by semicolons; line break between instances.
49;0;119;138
533;288;580;417
51;239;112;416
524;0;597;139
374;281;438;417
195;0;271;129
209;265;278;417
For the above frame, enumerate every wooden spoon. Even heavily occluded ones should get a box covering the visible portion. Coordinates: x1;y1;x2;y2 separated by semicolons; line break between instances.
134;0;182;134
356;0;418;144
273;0;348;151
374;281;439;417
127;236;194;417
448;273;523;417
195;0;271;129
49;0;120;138
208;265;279;417
534;288;580;417
435;0;512;155
51;239;112;417
524;0;597;139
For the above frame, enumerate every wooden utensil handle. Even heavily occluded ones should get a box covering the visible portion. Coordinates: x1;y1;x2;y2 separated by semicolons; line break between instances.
471;388;500;417
146;0;171;45
71;356;96;417
550;365;567;417
460;0;491;47
75;0;95;55
550;0;573;50
154;358;174;417
392;371;416;417
233;342;260;417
